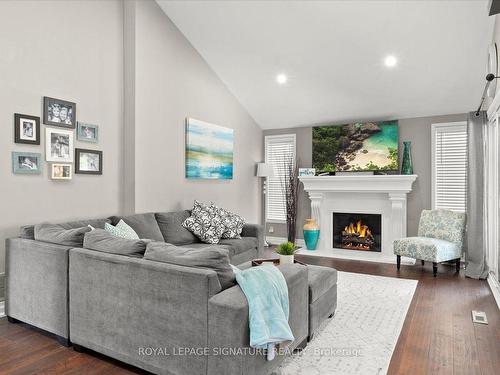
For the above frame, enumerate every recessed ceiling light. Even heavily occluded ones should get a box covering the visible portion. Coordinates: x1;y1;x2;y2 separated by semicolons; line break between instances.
276;73;287;84
384;55;397;68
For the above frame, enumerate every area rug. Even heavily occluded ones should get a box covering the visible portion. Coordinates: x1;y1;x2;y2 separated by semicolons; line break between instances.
278;272;418;375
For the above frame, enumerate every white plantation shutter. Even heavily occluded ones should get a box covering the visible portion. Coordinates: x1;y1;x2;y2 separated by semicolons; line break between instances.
265;134;296;222
432;122;468;212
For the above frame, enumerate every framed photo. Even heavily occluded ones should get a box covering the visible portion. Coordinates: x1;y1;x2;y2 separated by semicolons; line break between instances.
12;152;42;174
45;128;74;162
50;163;72;180
75;148;102;175
77;122;99;143
43;96;76;128
14;113;40;145
299;168;316;177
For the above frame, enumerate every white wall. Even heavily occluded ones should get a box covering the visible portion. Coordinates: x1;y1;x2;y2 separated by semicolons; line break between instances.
131;0;263;222
0;0;124;273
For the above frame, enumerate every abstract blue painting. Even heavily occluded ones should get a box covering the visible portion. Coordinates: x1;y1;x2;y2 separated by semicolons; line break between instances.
185;118;234;179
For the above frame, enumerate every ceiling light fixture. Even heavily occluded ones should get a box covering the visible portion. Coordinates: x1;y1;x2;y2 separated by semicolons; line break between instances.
276;73;287;84
384;55;397;68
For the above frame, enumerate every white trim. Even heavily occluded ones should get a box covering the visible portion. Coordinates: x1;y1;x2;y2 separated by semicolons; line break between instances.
486;114;499;280
487;272;500;310
431;121;467;211
0;301;4;318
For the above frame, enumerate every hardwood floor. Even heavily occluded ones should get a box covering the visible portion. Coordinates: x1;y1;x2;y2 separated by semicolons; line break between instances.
0;252;499;375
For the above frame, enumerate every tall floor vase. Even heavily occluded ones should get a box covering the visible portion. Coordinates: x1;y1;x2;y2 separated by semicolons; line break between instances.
303;219;320;250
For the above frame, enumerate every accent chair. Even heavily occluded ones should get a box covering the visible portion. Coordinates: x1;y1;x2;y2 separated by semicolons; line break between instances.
393;209;466;277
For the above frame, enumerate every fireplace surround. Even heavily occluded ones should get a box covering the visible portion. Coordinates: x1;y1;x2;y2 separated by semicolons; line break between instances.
298;175;417;264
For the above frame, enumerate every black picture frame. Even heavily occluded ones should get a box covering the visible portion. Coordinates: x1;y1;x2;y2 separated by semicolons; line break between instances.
14;113;40;145
75;148;102;175
43;96;76;128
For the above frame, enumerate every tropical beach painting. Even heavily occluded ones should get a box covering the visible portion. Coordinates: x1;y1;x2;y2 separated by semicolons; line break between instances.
185;118;234;179
313;120;398;173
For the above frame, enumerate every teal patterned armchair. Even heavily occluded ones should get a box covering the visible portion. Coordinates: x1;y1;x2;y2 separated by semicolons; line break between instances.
393;209;466;277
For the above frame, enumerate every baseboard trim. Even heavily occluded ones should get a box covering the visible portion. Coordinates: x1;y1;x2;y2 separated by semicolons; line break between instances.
487;273;500;311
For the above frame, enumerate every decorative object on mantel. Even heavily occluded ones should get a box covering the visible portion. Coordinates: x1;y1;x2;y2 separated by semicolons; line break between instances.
303;218;320;250
281;157;299;243
185;117;234;180
401;141;413;175
275;242;297;264
298;168;315;177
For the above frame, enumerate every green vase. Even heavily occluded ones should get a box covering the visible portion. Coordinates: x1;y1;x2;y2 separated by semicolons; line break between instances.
303;219;320;250
401;141;413;175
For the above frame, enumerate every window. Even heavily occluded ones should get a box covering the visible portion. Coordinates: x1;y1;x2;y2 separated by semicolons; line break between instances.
431;122;467;212
265;134;296;222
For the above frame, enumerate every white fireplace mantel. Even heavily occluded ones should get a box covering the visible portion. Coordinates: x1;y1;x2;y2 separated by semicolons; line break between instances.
298;175;417;264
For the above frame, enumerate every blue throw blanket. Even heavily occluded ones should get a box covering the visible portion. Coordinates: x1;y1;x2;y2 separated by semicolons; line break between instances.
232;264;294;360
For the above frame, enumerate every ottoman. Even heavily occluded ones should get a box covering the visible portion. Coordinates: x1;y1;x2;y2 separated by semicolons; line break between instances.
307;265;338;341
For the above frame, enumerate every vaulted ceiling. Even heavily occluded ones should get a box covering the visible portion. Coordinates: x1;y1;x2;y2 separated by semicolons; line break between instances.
158;1;493;129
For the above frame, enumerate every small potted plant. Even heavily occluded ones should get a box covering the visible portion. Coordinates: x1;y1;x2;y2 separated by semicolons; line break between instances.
276;242;297;265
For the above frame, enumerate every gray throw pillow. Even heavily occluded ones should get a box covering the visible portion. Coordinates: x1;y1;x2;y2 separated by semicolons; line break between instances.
110;213;164;241
83;229;149;255
218;207;245;239
144;241;235;290
34;223;91;246
155;211;199;245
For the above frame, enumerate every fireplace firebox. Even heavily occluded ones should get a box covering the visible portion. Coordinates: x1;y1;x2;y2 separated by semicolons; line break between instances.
332;212;381;252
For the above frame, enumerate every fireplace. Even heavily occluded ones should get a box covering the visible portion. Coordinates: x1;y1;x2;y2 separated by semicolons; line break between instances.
332;212;381;252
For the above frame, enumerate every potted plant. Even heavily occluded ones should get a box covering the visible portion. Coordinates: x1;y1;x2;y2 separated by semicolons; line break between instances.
276;242;297;265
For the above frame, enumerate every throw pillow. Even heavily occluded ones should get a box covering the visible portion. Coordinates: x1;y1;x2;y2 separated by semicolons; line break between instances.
105;220;140;240
183;200;224;244
144;241;235;290
218;207;245;239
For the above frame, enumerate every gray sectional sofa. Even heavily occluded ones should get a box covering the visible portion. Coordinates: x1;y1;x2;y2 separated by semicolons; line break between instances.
5;210;337;375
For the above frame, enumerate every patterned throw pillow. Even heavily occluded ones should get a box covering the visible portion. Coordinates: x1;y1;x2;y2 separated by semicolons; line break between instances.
218;207;245;239
183;201;224;244
105;220;140;240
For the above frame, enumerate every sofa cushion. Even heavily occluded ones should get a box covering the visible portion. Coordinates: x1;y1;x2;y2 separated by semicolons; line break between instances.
218;207;245;239
307;265;338;303
155;210;199;245
83;229;148;255
34;223;91;247
21;217;110;240
182;201;224;244
218;237;258;257
144;241;235;290
105;220;140;240
393;236;461;263
110;213;164;241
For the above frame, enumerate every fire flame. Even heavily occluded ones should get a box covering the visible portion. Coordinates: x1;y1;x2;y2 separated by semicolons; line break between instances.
344;220;372;238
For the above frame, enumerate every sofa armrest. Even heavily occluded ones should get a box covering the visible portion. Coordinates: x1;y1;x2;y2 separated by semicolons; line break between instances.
5;238;71;338
207;264;308;375
241;224;264;258
69;248;221;375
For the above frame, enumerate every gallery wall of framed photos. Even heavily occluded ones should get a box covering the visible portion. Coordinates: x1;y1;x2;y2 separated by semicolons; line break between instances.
12;96;103;179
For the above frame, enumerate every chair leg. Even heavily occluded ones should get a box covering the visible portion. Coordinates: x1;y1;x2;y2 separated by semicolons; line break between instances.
396;255;401;270
433;262;438;277
421;260;425;266
455;258;461;273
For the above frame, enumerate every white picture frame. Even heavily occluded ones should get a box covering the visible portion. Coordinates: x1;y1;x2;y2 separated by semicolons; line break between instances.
50;163;73;180
45;127;74;162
